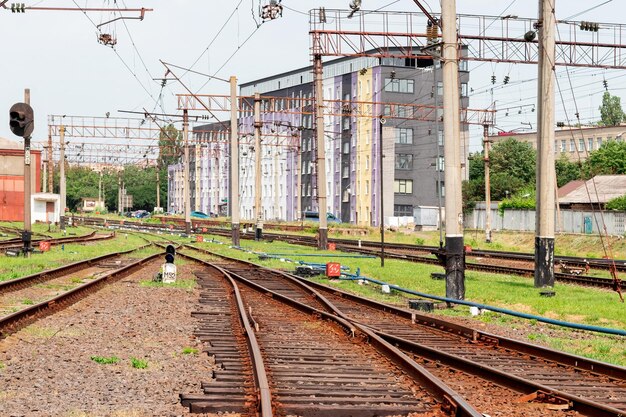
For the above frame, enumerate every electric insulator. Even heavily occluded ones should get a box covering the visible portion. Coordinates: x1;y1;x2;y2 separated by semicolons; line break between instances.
504;76;510;85
603;80;608;89
491;75;496;84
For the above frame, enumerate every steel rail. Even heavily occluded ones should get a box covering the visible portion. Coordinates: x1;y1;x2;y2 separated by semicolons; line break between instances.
0;244;151;294
0;252;160;338
195;259;273;417
183;245;626;417
179;249;483;417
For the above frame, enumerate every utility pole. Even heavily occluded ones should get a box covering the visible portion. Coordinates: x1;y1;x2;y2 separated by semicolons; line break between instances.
47;126;53;192
442;0;465;300
483;124;492;243
59;125;66;230
254;93;263;240
535;0;556;290
379;115;386;267
42;146;47;194
313;53;328;250
274;146;279;220
23;89;32;256
195;142;200;211
296;145;302;221
183;109;191;234
230;76;240;246
118;173;122;215
156;168;160;210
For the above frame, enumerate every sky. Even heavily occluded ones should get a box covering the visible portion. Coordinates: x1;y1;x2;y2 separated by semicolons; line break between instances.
1;0;625;154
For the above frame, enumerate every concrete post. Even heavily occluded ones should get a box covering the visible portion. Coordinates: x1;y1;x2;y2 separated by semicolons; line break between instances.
483;124;492;243
254;93;263;240
183;110;191;234
535;0;556;289
442;0;465;300
59;125;66;230
313;54;328;249
230;77;240;246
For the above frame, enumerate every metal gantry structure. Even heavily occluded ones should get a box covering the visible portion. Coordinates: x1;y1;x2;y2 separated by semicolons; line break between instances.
309;5;626;296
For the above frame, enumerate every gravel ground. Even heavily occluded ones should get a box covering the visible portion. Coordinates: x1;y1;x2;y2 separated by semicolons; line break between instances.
0;259;225;417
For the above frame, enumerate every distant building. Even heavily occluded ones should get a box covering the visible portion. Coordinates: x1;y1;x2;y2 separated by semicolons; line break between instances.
80;197;106;213
490;125;626;162
169;52;471;226
559;175;626;210
0;137;42;221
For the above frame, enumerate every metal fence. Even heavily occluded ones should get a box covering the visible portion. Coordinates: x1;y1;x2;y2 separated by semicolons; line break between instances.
466;204;626;235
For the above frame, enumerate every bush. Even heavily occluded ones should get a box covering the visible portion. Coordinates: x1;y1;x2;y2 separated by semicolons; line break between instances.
606;195;626;211
498;189;536;215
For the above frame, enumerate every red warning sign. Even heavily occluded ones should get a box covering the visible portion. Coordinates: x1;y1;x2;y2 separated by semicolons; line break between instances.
326;262;341;277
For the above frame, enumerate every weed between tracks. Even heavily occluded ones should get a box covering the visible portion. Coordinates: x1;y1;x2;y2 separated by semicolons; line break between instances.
90;356;120;365
139;279;195;290
179;233;626;366
130;357;148;369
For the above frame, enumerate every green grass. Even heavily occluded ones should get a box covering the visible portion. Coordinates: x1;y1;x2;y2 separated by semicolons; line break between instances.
140;278;196;290
90;355;120;365
130;357;148;369
0;233;159;283
180;233;626;366
181;347;199;355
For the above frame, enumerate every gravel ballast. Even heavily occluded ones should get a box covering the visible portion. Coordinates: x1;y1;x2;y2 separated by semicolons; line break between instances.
0;259;223;417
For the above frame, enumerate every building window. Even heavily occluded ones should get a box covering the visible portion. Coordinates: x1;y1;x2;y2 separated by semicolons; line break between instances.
461;83;468;97
365;180;369;195
437;180;445;197
342;117;350;131
394;204;413;216
597;137;603;148
438;156;445;171
569;139;575;152
342;164;349;179
342;189;350;202
588;138;594;151
384;78;414;93
438;130;444;146
366;155;370;170
578;138;585;151
396;128;414;144
394;179;413;194
437;81;443;96
560;140;566;153
395;154;413;170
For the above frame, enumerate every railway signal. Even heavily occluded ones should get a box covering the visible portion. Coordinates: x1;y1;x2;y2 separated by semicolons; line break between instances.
9;102;34;138
161;245;177;283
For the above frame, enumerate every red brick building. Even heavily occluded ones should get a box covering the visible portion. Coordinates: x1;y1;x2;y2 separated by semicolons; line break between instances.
0;137;42;221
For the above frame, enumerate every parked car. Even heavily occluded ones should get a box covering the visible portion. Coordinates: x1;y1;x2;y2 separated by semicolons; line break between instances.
134;210;151;219
303;211;342;223
191;211;210;219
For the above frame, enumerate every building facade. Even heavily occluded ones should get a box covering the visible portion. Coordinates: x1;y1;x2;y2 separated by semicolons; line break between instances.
168;53;470;226
0;137;42;221
490;125;626;162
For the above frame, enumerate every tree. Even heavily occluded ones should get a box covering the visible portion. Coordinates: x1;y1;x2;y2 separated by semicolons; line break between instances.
489;137;537;185
584;140;626;176
158;124;183;169
555;154;582;187
599;91;625;126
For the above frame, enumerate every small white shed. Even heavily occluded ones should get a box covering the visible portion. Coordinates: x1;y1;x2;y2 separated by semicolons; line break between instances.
32;193;60;223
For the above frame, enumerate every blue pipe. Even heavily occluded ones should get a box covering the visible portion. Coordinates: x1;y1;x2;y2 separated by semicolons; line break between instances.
338;274;626;337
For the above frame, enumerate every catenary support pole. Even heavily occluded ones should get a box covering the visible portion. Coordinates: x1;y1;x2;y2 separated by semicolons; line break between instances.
156;169;160;210
47;126;53;193
230;76;240;246
535;0;556;289
183;109;191;234
59;125;66;231
483;124;492;243
379;116;385;267
313;53;328;250
254;93;263;240
23;88;32;256
442;0;465;300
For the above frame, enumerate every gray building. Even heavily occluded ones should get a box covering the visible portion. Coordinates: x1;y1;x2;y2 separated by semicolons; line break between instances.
169;52;470;226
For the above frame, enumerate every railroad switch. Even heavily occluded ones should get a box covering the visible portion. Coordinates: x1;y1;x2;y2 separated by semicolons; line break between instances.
515;390;571;410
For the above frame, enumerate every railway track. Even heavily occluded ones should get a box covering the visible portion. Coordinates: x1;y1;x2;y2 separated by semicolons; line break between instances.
0;245;158;338
183;244;626;417
0;230;115;252
70;217;623;289
179;250;481;417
